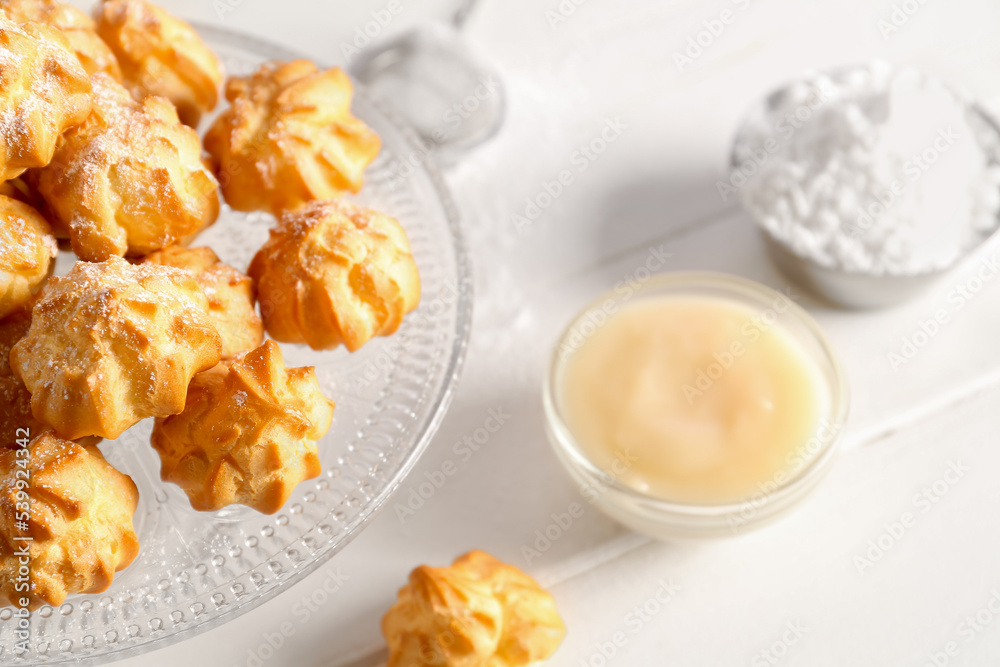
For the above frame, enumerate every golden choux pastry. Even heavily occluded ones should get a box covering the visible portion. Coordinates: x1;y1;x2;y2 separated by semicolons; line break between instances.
0;434;139;610
0;306;103;448
10;171;65;239
0;308;41;445
382;550;566;667
151;340;334;514
95;0;222;126
0;177;40;207
0;195;56;319
0;0;121;78
204;60;381;215
10;256;222;440
142;246;263;359
36;72;219;262
0;15;92;181
249;199;420;352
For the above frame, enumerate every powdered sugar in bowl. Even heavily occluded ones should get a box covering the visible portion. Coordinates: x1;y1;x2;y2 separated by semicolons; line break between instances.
729;62;1000;308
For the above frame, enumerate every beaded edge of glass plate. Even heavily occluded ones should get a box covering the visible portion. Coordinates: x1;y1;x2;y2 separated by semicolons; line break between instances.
0;23;473;665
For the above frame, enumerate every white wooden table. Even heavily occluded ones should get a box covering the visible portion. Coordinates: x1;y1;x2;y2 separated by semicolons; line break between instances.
109;0;1000;664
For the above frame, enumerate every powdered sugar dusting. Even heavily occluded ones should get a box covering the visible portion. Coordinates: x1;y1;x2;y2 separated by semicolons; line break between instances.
735;63;1000;274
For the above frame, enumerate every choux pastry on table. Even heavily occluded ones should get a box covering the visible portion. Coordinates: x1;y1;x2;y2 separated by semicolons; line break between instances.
382;550;566;667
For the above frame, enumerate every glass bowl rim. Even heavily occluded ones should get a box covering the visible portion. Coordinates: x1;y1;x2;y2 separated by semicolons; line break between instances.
542;270;850;520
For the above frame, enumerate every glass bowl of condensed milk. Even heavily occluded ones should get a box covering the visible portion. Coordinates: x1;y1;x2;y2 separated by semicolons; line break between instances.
543;272;849;539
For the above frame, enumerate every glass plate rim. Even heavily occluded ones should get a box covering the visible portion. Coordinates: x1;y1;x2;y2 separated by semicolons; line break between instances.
40;21;474;666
